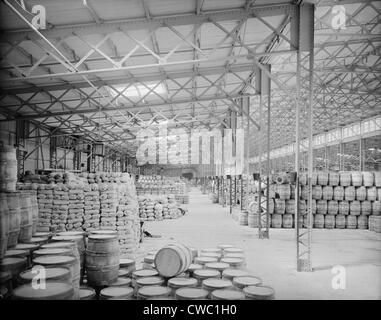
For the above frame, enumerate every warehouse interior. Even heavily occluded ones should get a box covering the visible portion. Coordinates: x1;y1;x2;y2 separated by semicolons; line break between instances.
0;0;380;300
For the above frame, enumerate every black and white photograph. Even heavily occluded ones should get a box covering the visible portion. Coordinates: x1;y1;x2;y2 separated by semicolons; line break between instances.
0;0;380;308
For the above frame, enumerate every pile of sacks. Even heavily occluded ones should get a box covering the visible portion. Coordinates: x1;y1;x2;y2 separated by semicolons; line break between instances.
36;184;53;232
67;183;84;231
138;194;186;221
99;183;117;230
51;184;70;232
116;182;140;254
83;184;100;231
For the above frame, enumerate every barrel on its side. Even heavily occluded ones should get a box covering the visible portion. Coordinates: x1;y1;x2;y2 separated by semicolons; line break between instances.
154;243;192;278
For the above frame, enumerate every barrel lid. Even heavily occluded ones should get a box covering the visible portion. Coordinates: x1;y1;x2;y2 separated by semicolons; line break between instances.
21;237;48;244
0;257;26;268
194;256;218;265
223;247;244;254
201;248;222;254
222;269;249;279
233;276;262;288
143;254;155;264
13;282;73;300
136;276;163;286
79;287;96;300
33;255;76;266
33;232;52;238
187;263;203;272
211;289;245;300
193;269;220;279
118;269;129;277
217;244;234;250
119;258;135;267
19;267;70;282
4;249;29;258
132;269;158;278
109;277;132;287
220;257;244;266
34;248;72;256
205;262;230;271
137;285;170;298
100;287;134;299
87;234;117;241
52;235;82;242
200;252;221;259
90;230;117;235
175;288;209;300
202;278;232;290
243;285;275;299
168;277;197;288
41;242;75;249
0;271;12;282
57;231;85;237
13;243;40;251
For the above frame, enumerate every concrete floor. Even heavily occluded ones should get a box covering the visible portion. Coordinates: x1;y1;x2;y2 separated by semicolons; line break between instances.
137;187;381;300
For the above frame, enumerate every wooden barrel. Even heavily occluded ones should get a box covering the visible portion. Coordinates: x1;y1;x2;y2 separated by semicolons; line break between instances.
33;248;73;259
247;213;259;228
327;200;338;215
369;216;381;233
357;216;368;229
202;278;233;295
100;286;134;300
322;186;333;200
351;172;362;186
119;258;136;275
168;277;198;296
90;229;118;236
232;276;262;290
193;269;220;286
335;215;346;229
52;235;85;270
18;267;71;285
222;269;249;280
79;286;96;300
338;201;349;215
32;255;79;299
361;201;372;216
154;243;192;278
204;262;230;273
22;237;49;246
317;172;329;186
194;256;218;266
329;172;339;186
6;193;21;248
12;282;74;300
211;289;245;300
285;200;295;215
366;187;377;201
199;252;221;260
333;186;344;201
118;269;129;278
324;215;335;229
346;216;357;229
356;187;367;201
220;257;244;268
18;191;34;242
372;201;381;215
243;285;275;300
316;200;327;215
175;287;209;300
277;184;291;200
86;234;119;287
314;214;324;228
349;201;361;216
282;214;293;228
0;193;9;258
375;172;381;187
136;276;164;295
0;257;27;278
362;172;374;187
0;145;17;192
137;285;171;300
271;214;282;228
344;186;356;201
274;199;285;214
312;186;322;200
131;269;159;287
238;211;248;226
339;171;351;186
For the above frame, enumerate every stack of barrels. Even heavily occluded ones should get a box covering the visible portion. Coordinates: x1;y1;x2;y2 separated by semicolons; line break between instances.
256;171;381;231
